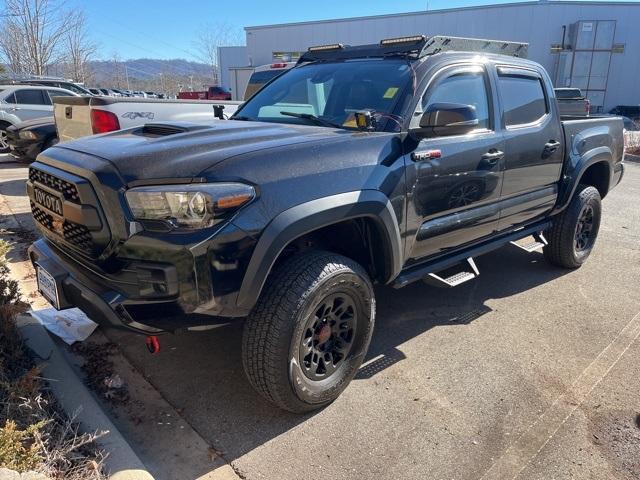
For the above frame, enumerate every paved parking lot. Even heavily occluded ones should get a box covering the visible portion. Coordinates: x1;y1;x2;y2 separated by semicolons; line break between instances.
1;154;639;480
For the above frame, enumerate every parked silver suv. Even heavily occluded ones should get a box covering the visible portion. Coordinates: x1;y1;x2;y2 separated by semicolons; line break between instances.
0;85;77;153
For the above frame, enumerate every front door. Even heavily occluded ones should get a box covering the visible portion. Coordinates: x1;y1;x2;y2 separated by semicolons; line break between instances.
405;64;505;262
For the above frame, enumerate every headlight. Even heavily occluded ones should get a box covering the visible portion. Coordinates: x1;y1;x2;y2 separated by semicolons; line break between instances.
19;130;38;140
125;183;255;231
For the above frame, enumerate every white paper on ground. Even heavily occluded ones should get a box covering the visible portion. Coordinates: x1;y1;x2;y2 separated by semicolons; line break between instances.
30;308;98;345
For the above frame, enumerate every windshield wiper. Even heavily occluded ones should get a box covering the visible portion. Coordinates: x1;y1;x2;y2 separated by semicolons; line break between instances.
279;111;343;129
232;115;253;121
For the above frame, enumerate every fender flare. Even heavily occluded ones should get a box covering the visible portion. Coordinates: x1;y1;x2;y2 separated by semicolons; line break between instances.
552;146;613;214
236;190;403;310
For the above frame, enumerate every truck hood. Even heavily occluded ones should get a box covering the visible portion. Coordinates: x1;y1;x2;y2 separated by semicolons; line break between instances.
53;120;349;184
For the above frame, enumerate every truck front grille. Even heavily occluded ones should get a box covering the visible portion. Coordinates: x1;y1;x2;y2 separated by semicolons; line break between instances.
31;202;94;251
28;168;80;203
28;165;111;258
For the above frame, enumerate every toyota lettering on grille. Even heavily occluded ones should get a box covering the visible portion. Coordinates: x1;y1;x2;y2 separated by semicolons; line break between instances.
34;188;63;216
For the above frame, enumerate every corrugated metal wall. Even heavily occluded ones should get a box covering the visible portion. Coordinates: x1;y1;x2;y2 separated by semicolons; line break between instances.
244;1;640;111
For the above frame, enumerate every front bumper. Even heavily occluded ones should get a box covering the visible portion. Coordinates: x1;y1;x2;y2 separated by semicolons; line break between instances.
7;134;45;162
29;239;235;334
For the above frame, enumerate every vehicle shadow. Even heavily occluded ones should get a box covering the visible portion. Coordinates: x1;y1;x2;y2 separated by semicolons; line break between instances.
0;166;40;265
106;243;571;474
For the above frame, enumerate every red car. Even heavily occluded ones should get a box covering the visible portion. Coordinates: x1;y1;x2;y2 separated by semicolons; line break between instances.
177;86;231;100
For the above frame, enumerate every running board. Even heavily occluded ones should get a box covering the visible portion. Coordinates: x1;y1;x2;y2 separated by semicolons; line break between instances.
426;257;479;287
509;233;548;252
392;220;552;289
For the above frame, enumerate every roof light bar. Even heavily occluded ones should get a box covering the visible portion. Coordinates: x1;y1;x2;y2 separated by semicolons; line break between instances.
308;43;344;52
380;35;426;47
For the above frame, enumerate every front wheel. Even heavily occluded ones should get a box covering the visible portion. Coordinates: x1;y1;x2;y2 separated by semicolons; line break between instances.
0;124;10;154
242;251;375;413
544;185;602;268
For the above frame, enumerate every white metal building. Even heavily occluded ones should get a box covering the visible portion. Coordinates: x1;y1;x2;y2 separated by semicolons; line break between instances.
217;46;248;92
241;0;640;112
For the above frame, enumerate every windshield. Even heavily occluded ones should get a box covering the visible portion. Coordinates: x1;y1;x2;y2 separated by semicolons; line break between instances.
236;59;412;131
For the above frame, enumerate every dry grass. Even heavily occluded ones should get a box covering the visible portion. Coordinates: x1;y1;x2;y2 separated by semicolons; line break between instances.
0;240;107;479
624;130;640;156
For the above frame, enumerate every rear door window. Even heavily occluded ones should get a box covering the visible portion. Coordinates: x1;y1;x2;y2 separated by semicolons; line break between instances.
498;70;548;126
14;89;48;105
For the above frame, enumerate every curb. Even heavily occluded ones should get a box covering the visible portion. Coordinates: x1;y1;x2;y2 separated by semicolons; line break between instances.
624;153;640;163
16;314;155;480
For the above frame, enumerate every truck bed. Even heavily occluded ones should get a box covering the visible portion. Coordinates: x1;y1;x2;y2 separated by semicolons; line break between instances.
561;115;625;191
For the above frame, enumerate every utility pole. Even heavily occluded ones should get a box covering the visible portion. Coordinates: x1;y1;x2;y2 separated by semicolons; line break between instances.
125;65;130;90
189;75;194;91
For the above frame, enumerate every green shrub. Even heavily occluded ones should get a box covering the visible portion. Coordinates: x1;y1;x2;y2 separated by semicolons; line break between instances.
0;240;21;306
0;420;46;471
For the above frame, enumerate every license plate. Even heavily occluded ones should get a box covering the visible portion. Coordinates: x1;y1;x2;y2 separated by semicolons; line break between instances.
37;266;60;309
34;187;63;216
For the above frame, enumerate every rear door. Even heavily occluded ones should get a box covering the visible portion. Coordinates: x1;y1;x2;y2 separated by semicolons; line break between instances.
495;66;564;230
405;63;505;261
6;89;52;122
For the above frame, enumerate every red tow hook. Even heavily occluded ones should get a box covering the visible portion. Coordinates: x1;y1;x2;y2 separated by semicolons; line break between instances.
145;335;160;354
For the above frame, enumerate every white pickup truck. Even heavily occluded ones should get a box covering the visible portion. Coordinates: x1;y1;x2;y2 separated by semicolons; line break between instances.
53;96;242;142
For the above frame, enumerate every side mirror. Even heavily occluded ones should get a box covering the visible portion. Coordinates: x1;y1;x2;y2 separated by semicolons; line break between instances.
413;102;479;138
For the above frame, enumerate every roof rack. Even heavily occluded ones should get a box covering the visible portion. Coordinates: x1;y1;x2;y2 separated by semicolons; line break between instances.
422;36;528;58
298;35;528;63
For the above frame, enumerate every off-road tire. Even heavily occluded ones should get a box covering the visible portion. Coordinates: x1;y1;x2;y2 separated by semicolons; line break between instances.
242;251;375;413
544;184;601;268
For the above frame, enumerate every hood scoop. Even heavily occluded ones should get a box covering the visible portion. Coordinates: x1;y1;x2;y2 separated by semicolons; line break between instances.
139;123;208;137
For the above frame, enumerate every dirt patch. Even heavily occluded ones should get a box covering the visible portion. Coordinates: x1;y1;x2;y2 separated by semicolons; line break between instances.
71;342;130;405
590;409;640;479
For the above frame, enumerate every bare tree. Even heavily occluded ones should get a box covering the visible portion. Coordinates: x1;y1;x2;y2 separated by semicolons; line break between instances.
64;10;97;83
193;22;243;85
0;0;77;76
0;21;28;74
110;52;125;89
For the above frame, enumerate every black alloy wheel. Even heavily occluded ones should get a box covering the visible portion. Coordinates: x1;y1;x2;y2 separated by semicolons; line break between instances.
299;293;357;380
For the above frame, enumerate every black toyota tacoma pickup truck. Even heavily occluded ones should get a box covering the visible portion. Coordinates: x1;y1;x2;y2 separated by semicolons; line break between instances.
27;36;625;412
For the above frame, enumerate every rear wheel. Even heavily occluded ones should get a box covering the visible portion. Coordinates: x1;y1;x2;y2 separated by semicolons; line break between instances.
544;185;601;268
242;251;375;413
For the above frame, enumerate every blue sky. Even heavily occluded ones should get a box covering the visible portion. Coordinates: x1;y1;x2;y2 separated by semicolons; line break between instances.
5;0;637;61
72;0;533;60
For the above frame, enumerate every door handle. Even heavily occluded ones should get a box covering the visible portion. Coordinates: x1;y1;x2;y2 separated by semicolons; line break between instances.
9;107;20;111
481;150;504;165
544;140;560;153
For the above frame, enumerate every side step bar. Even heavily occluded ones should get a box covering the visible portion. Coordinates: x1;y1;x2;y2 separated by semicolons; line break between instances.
509;233;548;252
392;220;552;289
426;258;479;287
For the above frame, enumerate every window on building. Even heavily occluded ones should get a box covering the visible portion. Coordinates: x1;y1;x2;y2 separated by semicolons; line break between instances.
272;51;303;62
